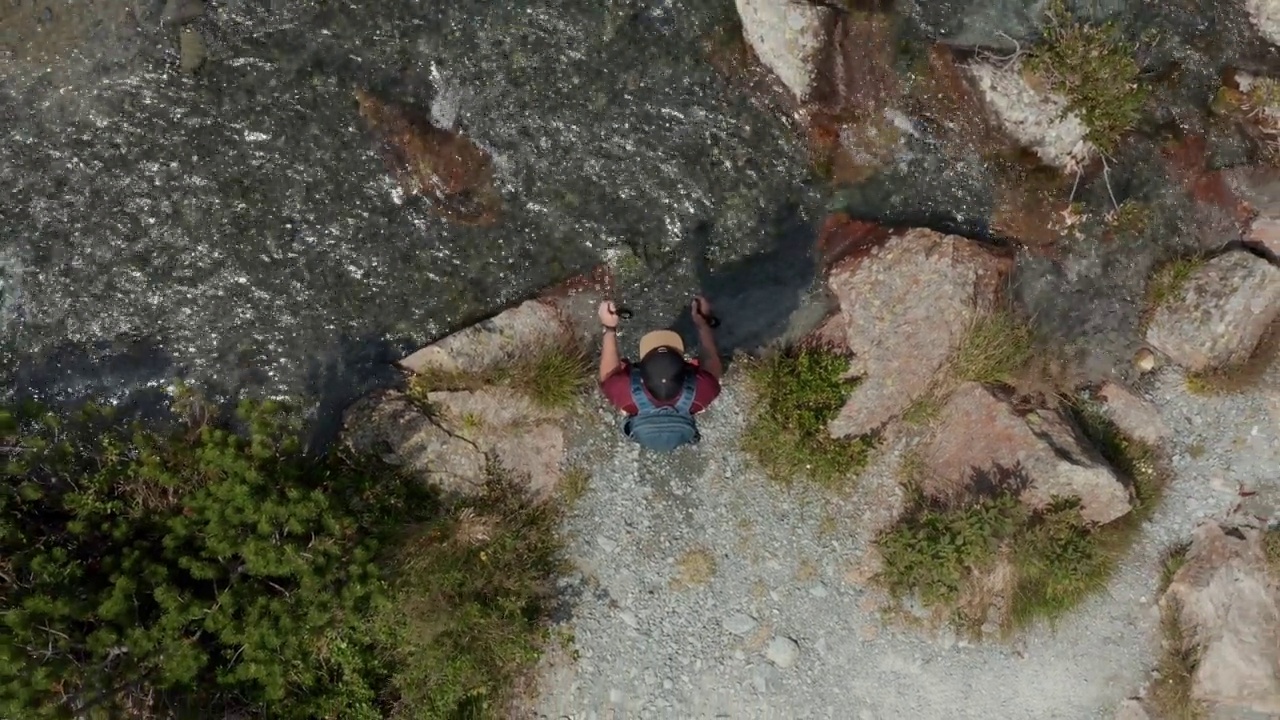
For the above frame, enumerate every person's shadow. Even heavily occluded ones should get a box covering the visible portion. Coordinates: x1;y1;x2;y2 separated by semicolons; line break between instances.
664;200;822;372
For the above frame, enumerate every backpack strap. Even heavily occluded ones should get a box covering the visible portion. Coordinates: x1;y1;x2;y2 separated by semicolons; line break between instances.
629;369;658;413
674;372;698;414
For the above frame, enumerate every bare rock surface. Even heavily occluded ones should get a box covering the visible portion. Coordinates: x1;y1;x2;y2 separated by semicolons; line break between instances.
921;382;1133;524
1097;381;1171;447
427;388;568;500
734;0;833;102
398;298;569;375
1145;250;1280;373
1160;513;1280;716
966;61;1094;172
824;228;1009;439
342;389;487;497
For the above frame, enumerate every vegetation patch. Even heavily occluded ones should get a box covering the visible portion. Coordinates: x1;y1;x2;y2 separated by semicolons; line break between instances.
0;397;564;720
1023;0;1147;157
408;342;592;413
1266;526;1280;575
1106;200;1152;238
950;310;1035;386
742;346;876;486
671;547;718;590
1150;597;1206;720
875;398;1169;636
1144;256;1202;317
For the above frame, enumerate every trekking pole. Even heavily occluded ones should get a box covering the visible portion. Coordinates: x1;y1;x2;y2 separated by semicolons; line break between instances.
612;305;719;328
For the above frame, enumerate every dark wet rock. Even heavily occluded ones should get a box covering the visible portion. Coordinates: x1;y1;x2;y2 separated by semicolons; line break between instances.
904;0;1129;51
1159;512;1280;716
178;27;206;74
1161;137;1253;248
733;0;834;102
805;10;906;184
354;87;501;226
823;227;1011;439
162;0;206;26
1145;250;1280;373
922;382;1133;524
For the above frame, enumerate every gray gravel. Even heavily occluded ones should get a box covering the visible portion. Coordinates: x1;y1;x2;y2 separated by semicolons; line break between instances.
533;355;1280;719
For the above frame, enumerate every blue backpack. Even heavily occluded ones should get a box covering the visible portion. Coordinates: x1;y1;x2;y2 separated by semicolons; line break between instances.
622;369;701;452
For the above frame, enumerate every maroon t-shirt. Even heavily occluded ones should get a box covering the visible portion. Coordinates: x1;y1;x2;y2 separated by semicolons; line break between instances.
600;360;721;416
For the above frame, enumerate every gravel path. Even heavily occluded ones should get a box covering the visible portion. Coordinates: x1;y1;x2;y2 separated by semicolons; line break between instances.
533;358;1280;720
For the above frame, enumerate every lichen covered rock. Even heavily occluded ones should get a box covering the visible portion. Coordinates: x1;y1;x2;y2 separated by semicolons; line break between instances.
967;61;1095;172
823;228;1010;438
1145;250;1280;373
920;382;1133;525
1159;514;1280;715
733;0;833;102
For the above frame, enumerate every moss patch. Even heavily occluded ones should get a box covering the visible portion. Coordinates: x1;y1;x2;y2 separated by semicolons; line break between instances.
1107;200;1152;237
875;397;1169;636
1024;0;1147;157
1143;256;1203;323
742;346;877;486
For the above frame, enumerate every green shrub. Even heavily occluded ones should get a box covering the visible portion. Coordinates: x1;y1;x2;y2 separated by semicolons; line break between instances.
1024;0;1147;157
742;346;875;485
877;493;1023;606
374;470;564;719
877;404;1168;634
0;397;563;720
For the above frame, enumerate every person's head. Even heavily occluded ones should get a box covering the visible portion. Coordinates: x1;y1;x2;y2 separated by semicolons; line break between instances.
637;330;687;401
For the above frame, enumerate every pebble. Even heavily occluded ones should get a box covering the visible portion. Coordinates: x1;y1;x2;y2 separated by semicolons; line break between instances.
596;534;619;553
619;610;638;629
809;583;829;598
722;612;758;636
765;635;800;669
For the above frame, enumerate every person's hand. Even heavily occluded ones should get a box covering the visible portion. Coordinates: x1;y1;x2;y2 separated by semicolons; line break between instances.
691;295;713;329
598;300;620;329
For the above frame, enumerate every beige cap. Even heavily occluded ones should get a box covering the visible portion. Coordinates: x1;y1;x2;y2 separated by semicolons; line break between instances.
638;330;684;360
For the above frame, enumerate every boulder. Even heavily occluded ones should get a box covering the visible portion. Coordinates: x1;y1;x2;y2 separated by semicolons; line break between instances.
398;298;571;375
1159;515;1280;715
342;390;488;497
824;228;1010;439
1095;382;1170;447
1144;250;1280;373
966;61;1094;172
734;0;833;102
921;382;1133;524
1225;164;1280;258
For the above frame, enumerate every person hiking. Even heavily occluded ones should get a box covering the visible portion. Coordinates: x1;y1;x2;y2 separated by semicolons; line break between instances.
597;296;722;452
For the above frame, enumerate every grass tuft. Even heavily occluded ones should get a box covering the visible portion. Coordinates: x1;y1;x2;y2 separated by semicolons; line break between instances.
1024;0;1147;157
1158;541;1191;594
741;346;876;486
1107;200;1152;237
1144;256;1203;318
374;467;565;719
1150;598;1206;720
508;345;593;411
950;311;1035;386
875;397;1169;636
1266;527;1280;575
558;465;591;508
407;342;592;413
671;546;718;590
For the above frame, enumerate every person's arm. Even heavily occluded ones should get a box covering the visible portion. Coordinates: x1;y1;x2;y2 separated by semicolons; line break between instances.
692;295;722;379
598;301;623;383
599;327;622;383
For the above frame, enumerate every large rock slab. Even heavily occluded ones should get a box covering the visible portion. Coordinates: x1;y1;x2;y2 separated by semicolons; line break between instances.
342;390;488;497
1145;250;1280;373
427;388;567;500
921;382;1132;524
398;298;570;375
1096;381;1170;447
824;228;1010;439
734;0;833;102
1160;514;1280;715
